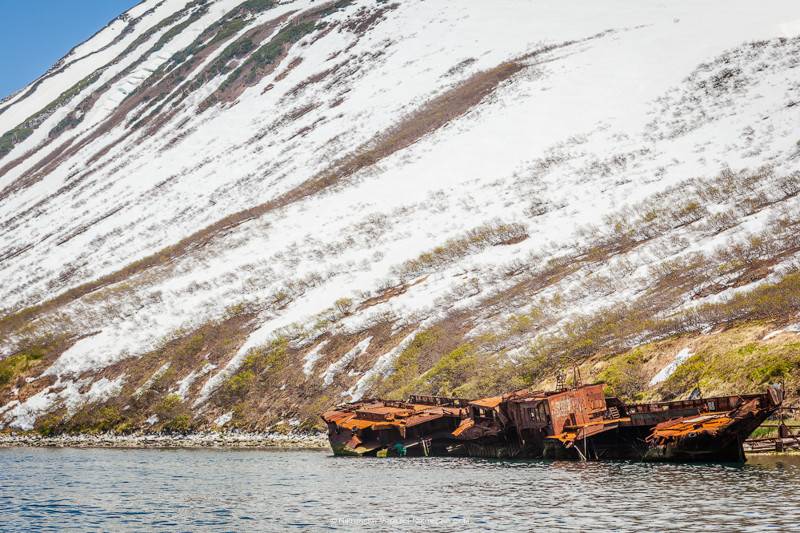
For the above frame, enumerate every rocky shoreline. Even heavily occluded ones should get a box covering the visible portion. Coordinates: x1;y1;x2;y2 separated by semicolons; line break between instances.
0;431;329;449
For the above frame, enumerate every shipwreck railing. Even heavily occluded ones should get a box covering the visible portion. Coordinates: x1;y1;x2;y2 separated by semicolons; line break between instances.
408;395;471;407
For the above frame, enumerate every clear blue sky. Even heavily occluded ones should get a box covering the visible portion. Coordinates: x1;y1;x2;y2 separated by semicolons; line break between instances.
0;0;139;100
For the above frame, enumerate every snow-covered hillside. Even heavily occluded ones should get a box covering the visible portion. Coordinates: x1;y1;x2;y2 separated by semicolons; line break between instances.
1;0;800;432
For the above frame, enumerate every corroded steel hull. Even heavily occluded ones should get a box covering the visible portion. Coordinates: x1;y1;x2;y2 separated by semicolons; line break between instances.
321;387;782;462
642;396;776;462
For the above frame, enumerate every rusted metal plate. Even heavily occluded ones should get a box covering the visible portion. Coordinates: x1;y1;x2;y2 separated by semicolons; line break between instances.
469;397;503;409
404;413;446;428
322;382;782;461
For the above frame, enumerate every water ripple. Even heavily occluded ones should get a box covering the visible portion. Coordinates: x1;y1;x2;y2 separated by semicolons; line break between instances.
1;448;799;531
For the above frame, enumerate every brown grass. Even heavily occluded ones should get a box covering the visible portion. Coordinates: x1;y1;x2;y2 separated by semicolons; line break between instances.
355;276;428;311
342;3;399;36
275;57;303;82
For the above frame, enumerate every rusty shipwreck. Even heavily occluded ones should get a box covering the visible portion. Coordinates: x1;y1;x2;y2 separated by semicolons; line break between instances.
321;369;782;462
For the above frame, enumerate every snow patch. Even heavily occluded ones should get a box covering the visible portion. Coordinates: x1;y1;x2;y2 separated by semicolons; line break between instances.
780;18;800;37
2;375;125;431
321;337;373;387
649;348;695;387
65;376;126;415
193;349;249;408
174;362;217;401
134;362;172;398
347;330;419;401
302;339;330;377
0;401;20;416
214;411;233;427
763;323;800;340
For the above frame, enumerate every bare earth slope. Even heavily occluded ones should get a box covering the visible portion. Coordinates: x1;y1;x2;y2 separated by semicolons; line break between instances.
1;0;800;433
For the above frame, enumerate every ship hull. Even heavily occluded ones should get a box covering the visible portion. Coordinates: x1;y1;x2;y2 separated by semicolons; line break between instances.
322;388;782;463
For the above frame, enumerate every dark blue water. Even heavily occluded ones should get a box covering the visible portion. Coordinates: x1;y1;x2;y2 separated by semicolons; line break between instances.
1;448;799;532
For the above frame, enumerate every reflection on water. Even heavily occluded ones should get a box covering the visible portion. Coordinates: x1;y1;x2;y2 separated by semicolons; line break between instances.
1;448;799;532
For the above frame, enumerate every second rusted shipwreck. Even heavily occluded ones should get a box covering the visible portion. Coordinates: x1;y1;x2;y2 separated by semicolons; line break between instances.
321;373;782;462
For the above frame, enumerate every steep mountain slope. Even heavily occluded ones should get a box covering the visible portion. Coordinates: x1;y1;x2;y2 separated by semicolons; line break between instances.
1;0;800;433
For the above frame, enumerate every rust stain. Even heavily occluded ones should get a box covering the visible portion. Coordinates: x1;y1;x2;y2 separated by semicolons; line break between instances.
322;377;782;462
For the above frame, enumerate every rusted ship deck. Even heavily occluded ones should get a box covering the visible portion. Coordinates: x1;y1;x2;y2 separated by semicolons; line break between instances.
322;377;782;462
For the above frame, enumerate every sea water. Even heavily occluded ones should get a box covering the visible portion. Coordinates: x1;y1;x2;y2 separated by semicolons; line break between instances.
1;448;799;531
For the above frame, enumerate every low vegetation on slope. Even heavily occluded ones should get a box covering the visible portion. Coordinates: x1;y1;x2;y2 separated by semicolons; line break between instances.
3;200;800;434
4;269;799;436
1;2;800;436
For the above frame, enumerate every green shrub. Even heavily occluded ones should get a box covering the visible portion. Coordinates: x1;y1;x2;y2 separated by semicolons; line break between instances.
152;13;202;52
155;394;185;418
598;351;648;401
0;338;58;387
239;0;278;14
748;358;792;384
241;336;289;374
0;68;102;157
216;20;319;93
333;298;354;316
0;367;14;387
225;371;255;399
376;330;439;397
36;414;63;436
209;18;247;45
48;113;84;137
421;344;477;396
155;394;193;432
95;407;124;431
178;334;205;359
163;414;193;432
